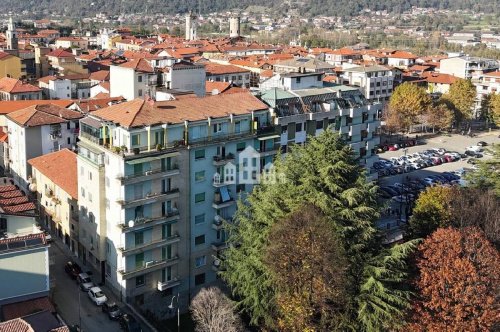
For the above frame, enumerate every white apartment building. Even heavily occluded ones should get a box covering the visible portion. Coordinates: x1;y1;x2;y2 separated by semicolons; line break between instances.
38;76;71;99
340;65;394;102
473;71;500;112
260;72;324;91
6;104;82;188
440;56;499;79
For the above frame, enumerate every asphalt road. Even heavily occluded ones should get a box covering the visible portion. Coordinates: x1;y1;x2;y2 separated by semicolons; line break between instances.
50;242;124;332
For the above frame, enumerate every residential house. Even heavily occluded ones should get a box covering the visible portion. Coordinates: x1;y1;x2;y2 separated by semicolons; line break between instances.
109;58;157;101
38;76;72;100
46;48;86;76
6;104;83;188
422;72;458;95
273;57;336;74
55;37;89;50
28;149;79;254
386;50;417;69
260;72;324;91
339;64;395;102
204;63;251;88
0;51;23;79
439;56;499;79
0;77;42;101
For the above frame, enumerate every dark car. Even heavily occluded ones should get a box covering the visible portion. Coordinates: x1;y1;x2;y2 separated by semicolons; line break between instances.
102;302;123;320
464;150;477;157
119;314;142;332
477;141;488;147
381;186;399;197
65;261;82;279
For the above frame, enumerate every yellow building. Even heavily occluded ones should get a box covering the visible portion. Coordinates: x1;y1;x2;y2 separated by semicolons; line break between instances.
28;149;79;254
0;51;22;79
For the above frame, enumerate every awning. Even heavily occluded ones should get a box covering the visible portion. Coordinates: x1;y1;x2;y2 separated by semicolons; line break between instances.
220;186;231;202
126;152;180;165
257;134;280;141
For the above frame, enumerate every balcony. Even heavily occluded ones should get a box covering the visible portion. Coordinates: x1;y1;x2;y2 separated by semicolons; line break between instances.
349;123;363;137
212;153;235;166
157;277;181;291
349;107;363;118
256;125;279;139
119;210;180;232
50;131;62;140
118;256;179;279
45;188;54;197
212;197;234;209
117;166;180;185
188;130;254;146
212;215;229;230
116;188;180;208
211;241;229;252
118;234;180;256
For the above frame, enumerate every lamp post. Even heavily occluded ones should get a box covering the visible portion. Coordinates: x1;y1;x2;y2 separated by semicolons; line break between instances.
168;293;180;332
78;284;82;331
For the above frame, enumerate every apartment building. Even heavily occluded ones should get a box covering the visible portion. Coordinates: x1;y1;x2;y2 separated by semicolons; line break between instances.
76;92;270;315
260;72;325;91
0;77;42;101
6;104;82;188
28;149;79;254
204;63;251;88
340;65;394;102
440;56;499;79
38;76;72;99
472;71;500;113
260;85;381;173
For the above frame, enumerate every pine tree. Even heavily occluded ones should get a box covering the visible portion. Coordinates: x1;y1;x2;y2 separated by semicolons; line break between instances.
222;130;417;330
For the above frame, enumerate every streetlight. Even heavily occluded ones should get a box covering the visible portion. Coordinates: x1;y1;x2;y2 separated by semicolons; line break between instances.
168;293;180;332
78;283;82;332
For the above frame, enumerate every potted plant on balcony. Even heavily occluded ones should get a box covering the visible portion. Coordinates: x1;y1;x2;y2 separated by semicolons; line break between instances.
156;144;163;151
112;146;121;154
120;146;128;154
133;147;140;155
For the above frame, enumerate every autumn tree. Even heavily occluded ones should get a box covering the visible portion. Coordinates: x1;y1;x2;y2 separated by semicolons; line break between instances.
408;227;500;331
265;205;347;331
388;82;431;132
407;186;453;239
382;105;403;134
444;78;476;125
490;93;500;126
424;102;453;133
466;144;500;196
222;130;418;331
190;287;243;332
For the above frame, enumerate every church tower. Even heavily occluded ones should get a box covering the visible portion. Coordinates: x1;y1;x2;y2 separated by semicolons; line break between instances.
6;17;18;52
185;11;197;41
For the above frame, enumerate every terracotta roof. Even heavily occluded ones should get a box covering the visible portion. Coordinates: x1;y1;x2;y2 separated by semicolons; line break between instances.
204;63;249;76
387;50;418;59
323;75;337;82
0;318;33;332
0;233;46;246
2;202;36;214
7;104;83;127
119;58;154;73
38;75;59;84
0;77;41;94
260;69;274;78
46;49;74;58
2;297;55;321
409;65;431;72
99;82;110;92
0;196;29;206
484;71;500;77
0;51;15;60
422;72;458;85
63;73;90;81
50;327;70;332
0;185;18;193
205;81;232;94
89;70;110;81
0;190;24;199
28;149;78;199
0;100;74;115
76;97;126;113
0;127;8;143
93;92;110;99
92;92;268;128
326;48;358;56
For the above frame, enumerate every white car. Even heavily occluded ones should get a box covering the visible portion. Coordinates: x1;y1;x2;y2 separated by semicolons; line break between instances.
466;146;483;152
77;273;95;292
88;287;107;306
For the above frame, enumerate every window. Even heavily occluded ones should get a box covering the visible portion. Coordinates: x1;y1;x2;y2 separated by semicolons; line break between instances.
281;126;287;134
195;235;205;246
296;77;301;83
316;120;323;130
137;75;143;83
296;123;302;132
194;214;205;225
0;218;7;231
238;75;242;80
138;89;143;97
236;184;245;193
376;82;381;87
195;273;205;286
88;172;92;180
195;192;205;203
195;171;205;182
80;166;84;176
67;122;71;130
81;187;85;198
131;134;140;146
195;256;206;268
213;123;222;133
67;137;70;144
135;275;145;287
135;232;144;245
195;149;205;160
236;142;245;152
88;192;92;202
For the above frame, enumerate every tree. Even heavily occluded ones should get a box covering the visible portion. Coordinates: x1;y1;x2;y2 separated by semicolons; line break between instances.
190;287;243;332
407;186;453;239
466;144;500;196
222;130;418;331
265;205;348;331
408;227;500;331
444;78;476;125
388;82;431;132
490;93;500;126
382;105;403;134
424;102;453;133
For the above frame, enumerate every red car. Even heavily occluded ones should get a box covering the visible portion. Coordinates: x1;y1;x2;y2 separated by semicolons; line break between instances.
388;145;398;151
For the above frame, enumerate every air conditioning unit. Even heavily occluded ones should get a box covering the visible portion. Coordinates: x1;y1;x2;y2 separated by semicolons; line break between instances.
145;170;152;175
145;261;154;267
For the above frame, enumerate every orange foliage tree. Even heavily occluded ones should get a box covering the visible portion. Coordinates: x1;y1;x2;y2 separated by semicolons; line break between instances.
409;227;500;331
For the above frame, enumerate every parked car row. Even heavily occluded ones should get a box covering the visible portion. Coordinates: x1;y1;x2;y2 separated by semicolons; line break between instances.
378;171;463;200
64;261;142;331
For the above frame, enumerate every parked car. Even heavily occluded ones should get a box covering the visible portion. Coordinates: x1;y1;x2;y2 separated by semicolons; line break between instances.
43;231;53;243
380;186;399;197
119;314;142;332
77;273;95;292
88;287;107;306
102;302;123;320
466;145;483;152
477;141;488;147
65;261;82;280
392;194;415;203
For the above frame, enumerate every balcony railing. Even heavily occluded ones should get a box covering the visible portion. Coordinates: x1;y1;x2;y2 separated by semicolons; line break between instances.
116;166;180;183
212;197;235;209
188;130;254;146
117;188;180;207
212;153;235;166
211;241;229;252
118;256;179;279
212;215;229;230
157;277;181;291
118;234;180;255
119;210;180;231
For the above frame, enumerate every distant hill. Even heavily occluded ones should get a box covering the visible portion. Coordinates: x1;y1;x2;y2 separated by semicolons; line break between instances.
2;0;499;18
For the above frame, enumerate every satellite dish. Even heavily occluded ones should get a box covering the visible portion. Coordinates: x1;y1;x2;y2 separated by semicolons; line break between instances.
211;89;219;95
128;220;135;227
29;183;37;192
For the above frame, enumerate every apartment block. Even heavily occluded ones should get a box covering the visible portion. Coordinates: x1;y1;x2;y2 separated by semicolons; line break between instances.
76;92;270;315
340;65;395;102
440;56;499;79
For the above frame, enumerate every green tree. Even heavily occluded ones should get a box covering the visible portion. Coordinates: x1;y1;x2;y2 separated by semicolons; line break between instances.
466;144;500;196
425;102;453;133
222;130;418;331
408;186;453;239
444;78;476;125
490;93;500;126
388;83;431;133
